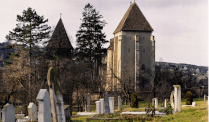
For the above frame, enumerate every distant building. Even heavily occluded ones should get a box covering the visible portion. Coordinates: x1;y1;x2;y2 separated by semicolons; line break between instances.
106;2;155;91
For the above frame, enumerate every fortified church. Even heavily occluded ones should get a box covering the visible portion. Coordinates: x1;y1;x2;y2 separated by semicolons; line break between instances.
46;2;155;91
106;2;155;91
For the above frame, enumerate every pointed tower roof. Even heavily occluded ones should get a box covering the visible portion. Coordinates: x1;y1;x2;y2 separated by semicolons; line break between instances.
114;2;153;34
46;18;73;50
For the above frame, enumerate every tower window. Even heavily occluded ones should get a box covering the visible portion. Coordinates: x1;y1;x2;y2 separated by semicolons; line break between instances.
128;48;130;52
143;36;145;40
141;64;145;70
143;49;145;53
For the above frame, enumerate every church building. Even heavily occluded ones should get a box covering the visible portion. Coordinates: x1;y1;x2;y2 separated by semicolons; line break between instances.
106;2;155;91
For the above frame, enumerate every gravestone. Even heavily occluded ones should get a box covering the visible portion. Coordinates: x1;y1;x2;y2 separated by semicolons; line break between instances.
170;91;175;109
64;105;70;122
105;92;110;113
164;99;167;108
154;98;158;109
2;103;15;122
99;98;104;114
118;96;122;110
173;85;181;113
47;67;66;122
95;101;101;114
28;102;37;121
192;102;197;107
152;98;154;107
36;89;51;122
109;97;114;113
87;93;90;112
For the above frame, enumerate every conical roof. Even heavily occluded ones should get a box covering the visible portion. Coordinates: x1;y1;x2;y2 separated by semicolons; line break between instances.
114;2;153;34
46;18;73;50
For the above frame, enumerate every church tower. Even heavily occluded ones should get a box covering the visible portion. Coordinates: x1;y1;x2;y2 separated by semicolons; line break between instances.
106;2;155;91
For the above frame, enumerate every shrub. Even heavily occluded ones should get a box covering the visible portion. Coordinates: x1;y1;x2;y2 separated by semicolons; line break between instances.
131;92;138;108
159;103;173;115
185;91;193;105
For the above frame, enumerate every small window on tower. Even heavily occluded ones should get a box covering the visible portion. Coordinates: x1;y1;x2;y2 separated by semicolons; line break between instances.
141;64;145;70
143;49;145;53
143;36;145;40
128;48;130;52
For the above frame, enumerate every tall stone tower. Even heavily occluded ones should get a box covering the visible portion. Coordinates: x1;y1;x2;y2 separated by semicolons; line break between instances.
106;2;155;91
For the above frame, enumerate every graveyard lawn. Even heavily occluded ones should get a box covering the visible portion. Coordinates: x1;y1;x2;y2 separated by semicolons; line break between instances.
71;98;208;122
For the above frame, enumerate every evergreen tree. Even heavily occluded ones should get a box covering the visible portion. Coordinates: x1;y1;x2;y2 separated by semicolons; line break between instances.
76;3;108;65
6;7;51;102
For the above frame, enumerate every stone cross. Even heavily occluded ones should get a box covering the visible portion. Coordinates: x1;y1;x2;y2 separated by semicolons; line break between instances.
47;67;66;122
2;103;15;122
87;93;91;112
164;99;167;108
173;85;181;113
109;97;114;113
36;89;51;122
105;92;110;113
99;98;104;114
28;102;37;121
95;101;101;114
118;96;122;110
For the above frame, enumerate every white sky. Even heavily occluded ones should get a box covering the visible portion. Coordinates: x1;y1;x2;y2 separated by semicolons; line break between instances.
0;0;208;66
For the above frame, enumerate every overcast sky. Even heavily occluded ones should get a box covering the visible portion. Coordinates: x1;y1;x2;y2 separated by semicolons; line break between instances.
0;0;208;66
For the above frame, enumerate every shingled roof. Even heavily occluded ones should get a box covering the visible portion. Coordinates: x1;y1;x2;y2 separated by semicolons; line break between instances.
46;18;73;50
114;2;153;34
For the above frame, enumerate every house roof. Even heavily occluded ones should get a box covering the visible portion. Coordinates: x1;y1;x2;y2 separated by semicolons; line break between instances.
46;18;73;50
114;2;153;34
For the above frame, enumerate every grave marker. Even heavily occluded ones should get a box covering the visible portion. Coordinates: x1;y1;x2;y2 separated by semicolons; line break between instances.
87;93;90;112
28;102;37;121
154;98;158;109
95;101;101;114
173;85;181;113
164;99;167;108
109;97;114;113
36;89;51;122
118;96;122;110
99;98;104;114
2;103;15;122
47;67;66;122
105;92;110;113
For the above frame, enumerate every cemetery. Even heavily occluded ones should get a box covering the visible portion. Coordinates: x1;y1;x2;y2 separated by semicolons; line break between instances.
0;1;208;122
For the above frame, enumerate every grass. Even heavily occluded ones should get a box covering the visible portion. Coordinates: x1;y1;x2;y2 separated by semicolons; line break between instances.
71;98;208;122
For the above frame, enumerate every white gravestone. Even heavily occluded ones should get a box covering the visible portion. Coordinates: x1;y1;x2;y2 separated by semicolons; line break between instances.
105;92;110;113
95;101;101;114
173;85;181;113
2;103;15;122
36;89;51;122
154;98;158;109
109;97;114;113
87;93;90;112
99;98;104;114
192;102;197;107
164;99;167;108
47;67;66;122
28;102;37;121
118;96;122;110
